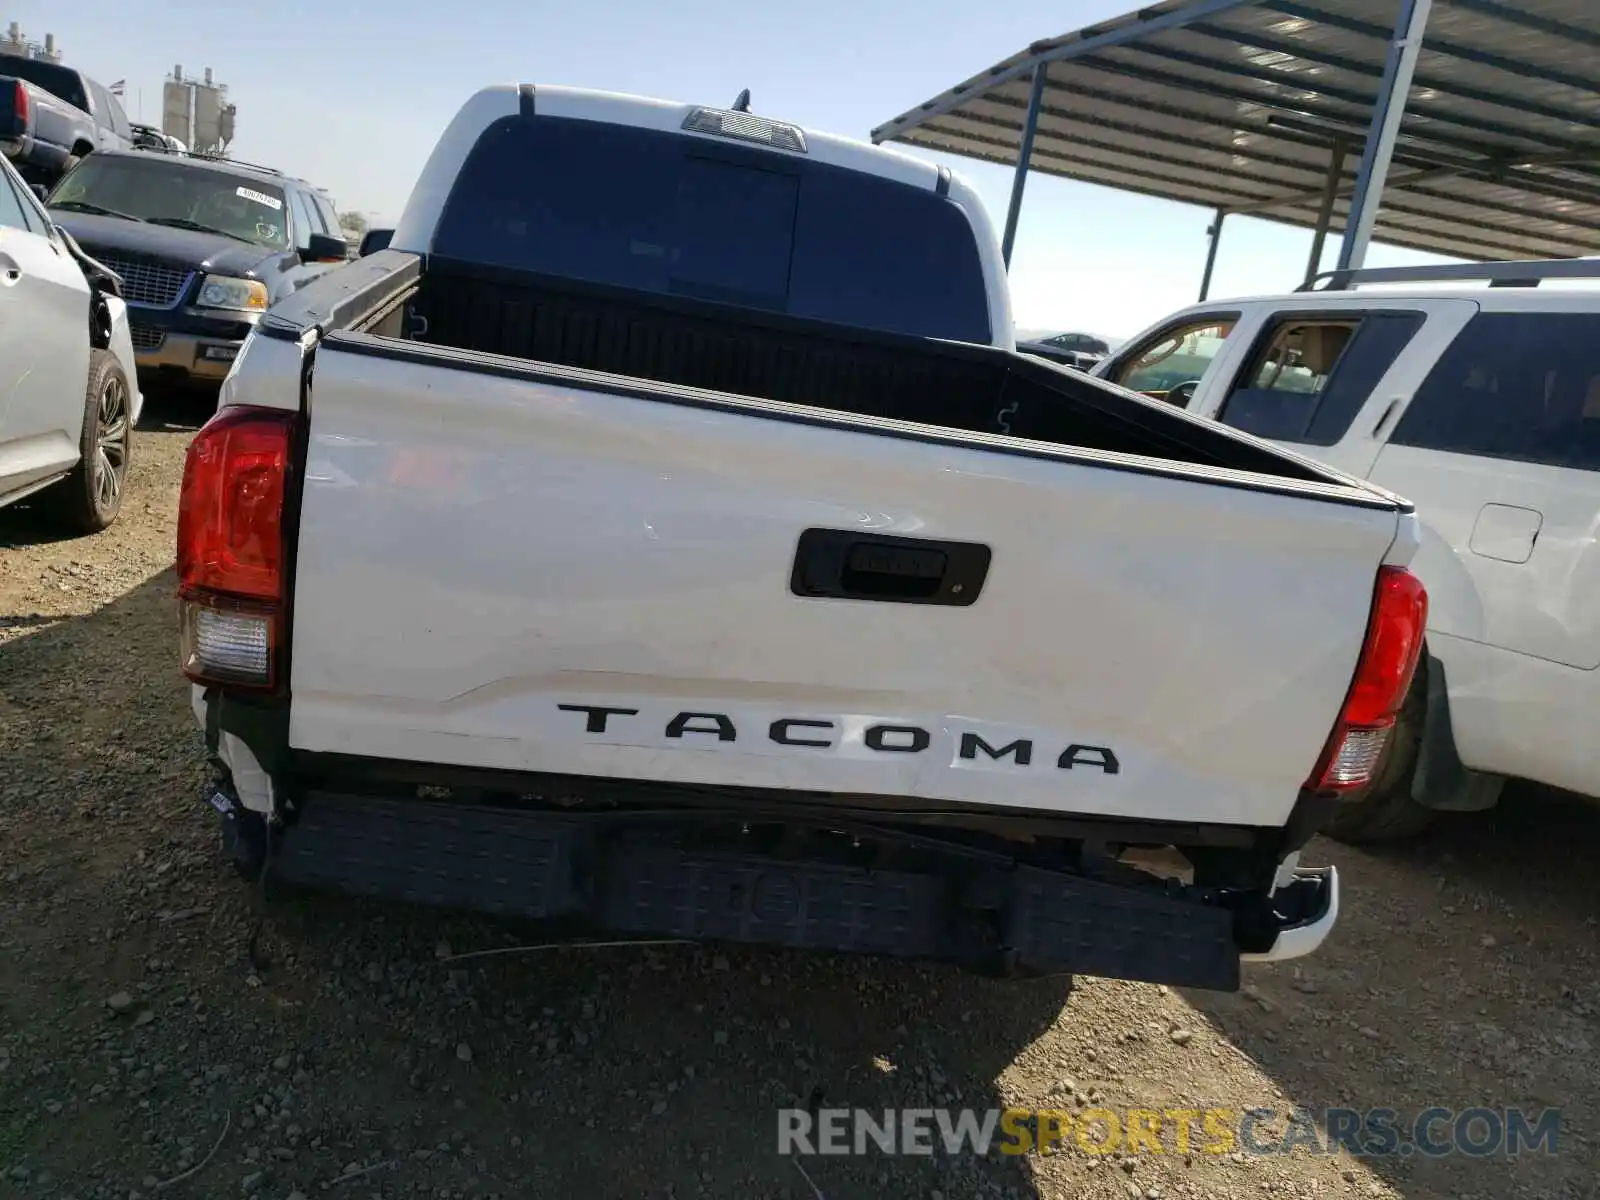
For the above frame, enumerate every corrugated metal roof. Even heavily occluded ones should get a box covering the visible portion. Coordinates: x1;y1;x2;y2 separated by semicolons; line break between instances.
871;0;1600;263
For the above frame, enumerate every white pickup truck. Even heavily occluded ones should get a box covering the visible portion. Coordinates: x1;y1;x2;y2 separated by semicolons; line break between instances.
177;85;1428;991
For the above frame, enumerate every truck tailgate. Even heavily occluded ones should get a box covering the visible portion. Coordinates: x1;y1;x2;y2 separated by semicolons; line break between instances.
288;344;1403;828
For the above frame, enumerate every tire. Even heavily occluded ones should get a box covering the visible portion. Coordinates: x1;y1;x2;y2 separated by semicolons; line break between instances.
1321;665;1437;845
41;349;132;534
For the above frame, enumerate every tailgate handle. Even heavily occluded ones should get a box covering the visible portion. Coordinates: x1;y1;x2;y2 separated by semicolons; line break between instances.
790;528;990;606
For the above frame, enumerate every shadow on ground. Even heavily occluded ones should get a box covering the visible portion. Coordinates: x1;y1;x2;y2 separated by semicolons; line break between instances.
1;569;1064;1199
1187;790;1600;1200
134;383;217;435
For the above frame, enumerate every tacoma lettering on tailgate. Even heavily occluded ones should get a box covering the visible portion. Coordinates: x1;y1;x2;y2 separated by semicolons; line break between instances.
556;704;1120;774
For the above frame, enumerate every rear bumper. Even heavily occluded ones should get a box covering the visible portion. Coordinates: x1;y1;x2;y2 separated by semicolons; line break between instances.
1242;865;1338;963
2;132;67;174
212;784;1338;992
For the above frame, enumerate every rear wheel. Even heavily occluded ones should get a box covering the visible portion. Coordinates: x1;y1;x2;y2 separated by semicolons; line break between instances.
42;349;132;534
1321;665;1436;844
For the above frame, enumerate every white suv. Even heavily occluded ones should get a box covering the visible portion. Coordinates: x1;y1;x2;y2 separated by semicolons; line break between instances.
0;153;140;533
1094;259;1600;841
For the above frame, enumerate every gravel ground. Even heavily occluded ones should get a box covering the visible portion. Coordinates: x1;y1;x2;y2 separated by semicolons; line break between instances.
1;389;1596;1200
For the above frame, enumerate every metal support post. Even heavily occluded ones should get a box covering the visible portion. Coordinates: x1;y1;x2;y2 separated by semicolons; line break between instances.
1001;64;1048;269
1336;0;1434;271
1198;208;1226;302
1306;139;1349;284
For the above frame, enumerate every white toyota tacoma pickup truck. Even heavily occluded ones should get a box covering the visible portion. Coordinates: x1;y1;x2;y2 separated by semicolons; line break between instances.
177;85;1428;991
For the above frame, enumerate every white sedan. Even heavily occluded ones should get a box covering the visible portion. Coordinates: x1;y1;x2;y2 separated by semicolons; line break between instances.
0;152;141;533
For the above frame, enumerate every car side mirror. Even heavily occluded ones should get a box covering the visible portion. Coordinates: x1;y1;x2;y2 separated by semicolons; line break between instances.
304;231;349;264
358;228;393;257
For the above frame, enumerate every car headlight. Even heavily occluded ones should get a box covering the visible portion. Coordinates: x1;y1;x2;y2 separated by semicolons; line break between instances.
196;275;268;312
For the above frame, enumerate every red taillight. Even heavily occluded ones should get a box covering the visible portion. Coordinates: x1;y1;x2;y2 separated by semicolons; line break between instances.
12;82;28;131
1307;566;1428;794
177;406;299;691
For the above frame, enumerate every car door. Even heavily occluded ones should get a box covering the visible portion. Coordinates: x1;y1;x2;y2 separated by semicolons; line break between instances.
1366;304;1600;674
1184;299;1475;479
0;158;92;500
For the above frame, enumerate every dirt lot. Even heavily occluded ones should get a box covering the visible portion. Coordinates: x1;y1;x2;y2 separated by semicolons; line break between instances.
1;392;1596;1200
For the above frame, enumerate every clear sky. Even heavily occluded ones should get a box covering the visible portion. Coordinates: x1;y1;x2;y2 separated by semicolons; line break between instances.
14;0;1456;341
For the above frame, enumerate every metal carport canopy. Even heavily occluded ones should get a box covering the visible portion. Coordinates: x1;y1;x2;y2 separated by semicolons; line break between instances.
870;0;1600;277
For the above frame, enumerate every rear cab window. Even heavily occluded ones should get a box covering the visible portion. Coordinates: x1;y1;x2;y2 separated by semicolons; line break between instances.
430;114;993;344
1390;312;1600;471
0;57;89;111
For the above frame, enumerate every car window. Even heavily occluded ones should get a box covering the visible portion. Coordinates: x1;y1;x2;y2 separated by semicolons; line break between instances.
48;155;288;249
1216;313;1424;445
287;189;315;249
106;92;133;139
0;161;48;235
1390;312;1600;471
312;194;341;237
299;191;329;235
87;81;111;122
0;164;37;233
1109;316;1238;400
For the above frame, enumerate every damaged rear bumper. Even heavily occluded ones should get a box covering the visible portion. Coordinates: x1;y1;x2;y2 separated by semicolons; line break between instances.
209;784;1339;993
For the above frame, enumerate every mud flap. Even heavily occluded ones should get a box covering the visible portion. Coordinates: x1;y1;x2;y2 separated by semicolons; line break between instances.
206;781;269;881
1411;654;1505;813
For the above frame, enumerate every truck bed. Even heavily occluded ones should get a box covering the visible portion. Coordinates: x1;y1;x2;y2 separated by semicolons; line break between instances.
392;257;1337;481
243;252;1410;836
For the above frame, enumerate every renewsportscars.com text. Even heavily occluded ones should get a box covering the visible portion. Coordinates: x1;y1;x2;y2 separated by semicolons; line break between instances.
777;1106;1561;1159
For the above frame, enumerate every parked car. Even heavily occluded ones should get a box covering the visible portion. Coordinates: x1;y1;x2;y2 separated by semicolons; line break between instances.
46;149;350;389
1018;330;1112;371
129;122;186;153
0;152;140;532
176;84;1431;992
1094;260;1600;841
0;54;132;186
